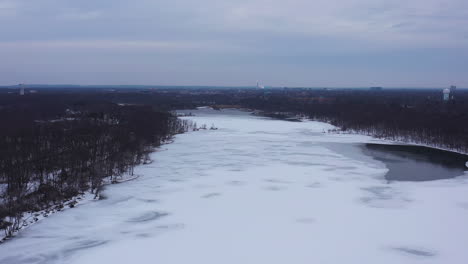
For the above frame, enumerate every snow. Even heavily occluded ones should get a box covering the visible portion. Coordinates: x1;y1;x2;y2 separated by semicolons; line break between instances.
0;173;140;242
1;108;468;264
0;192;96;242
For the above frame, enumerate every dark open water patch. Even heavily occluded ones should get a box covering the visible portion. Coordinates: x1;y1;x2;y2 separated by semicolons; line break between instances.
362;144;468;182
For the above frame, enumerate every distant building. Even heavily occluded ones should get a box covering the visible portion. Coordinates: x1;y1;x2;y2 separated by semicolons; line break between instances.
370;86;383;91
256;81;265;89
443;88;450;101
450;85;457;93
19;84;25;96
450;85;456;100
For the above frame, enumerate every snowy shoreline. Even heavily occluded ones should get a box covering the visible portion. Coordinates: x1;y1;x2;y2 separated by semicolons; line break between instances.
250;108;468;156
328;129;468;156
0;141;175;243
0;173;143;243
0;192;95;243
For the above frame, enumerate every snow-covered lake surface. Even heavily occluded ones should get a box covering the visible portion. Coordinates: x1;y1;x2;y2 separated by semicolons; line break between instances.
2;108;468;264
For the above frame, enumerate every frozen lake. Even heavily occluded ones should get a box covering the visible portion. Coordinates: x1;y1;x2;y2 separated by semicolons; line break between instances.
1;108;468;264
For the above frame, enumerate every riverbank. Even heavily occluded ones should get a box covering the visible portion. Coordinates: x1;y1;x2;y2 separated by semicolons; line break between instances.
0;173;143;243
251;108;468;156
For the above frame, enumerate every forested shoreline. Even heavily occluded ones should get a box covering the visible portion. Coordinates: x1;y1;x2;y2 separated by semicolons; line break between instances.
0;94;192;238
1;86;468;239
240;89;468;153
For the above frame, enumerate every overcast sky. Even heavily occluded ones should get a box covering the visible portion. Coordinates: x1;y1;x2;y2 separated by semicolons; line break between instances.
1;0;467;87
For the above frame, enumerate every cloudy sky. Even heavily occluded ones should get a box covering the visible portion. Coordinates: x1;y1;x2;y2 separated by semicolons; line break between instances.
1;0;467;87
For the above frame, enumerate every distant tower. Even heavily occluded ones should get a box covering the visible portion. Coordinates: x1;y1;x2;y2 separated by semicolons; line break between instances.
450;85;457;100
443;88;450;101
256;81;265;89
19;84;25;96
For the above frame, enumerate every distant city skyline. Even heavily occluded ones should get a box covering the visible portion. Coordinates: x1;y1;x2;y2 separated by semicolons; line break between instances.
0;84;465;89
1;0;467;87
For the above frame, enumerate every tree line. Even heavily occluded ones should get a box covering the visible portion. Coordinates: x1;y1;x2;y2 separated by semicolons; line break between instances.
239;89;468;153
0;94;192;238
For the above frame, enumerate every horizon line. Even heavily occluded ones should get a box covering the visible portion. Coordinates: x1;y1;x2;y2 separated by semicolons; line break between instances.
0;84;462;89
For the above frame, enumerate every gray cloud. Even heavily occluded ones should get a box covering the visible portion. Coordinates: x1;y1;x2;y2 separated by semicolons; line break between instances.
1;0;467;86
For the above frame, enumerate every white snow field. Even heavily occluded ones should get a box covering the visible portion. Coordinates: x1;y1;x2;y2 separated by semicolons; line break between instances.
1;109;468;264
